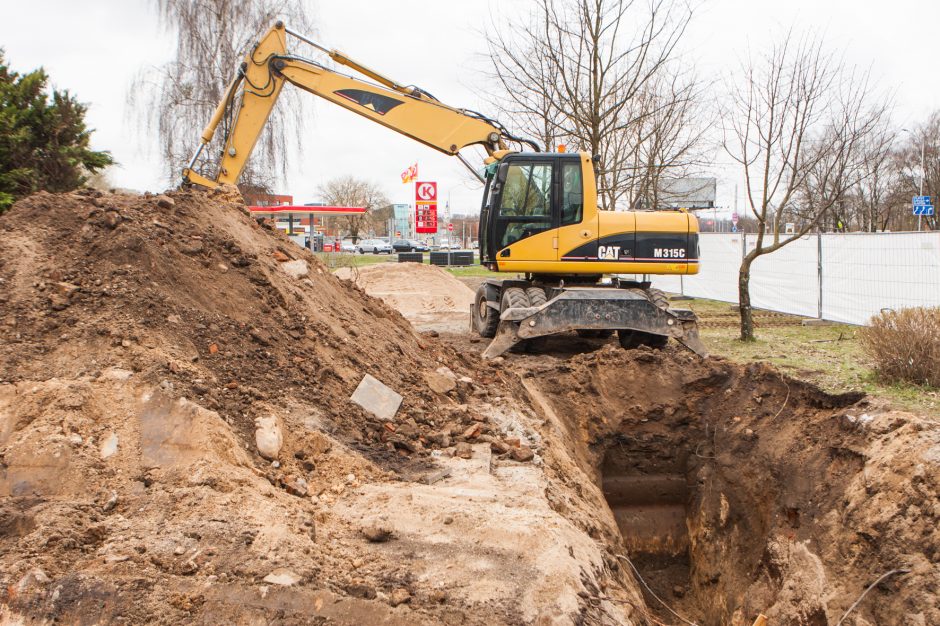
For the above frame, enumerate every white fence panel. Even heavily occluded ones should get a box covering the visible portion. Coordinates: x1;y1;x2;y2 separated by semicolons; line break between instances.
648;231;940;325
749;235;819;318
821;233;940;324
658;233;743;302
650;273;683;293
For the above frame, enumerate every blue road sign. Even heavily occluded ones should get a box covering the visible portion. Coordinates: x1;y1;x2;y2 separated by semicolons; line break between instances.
912;195;933;216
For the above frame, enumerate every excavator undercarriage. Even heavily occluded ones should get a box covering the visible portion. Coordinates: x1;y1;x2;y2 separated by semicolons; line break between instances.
472;280;706;359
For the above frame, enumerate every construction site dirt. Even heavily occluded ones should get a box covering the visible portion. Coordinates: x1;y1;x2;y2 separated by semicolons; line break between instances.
1;189;937;625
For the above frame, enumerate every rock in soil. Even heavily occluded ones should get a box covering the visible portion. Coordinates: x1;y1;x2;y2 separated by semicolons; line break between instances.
263;569;301;586
389;588;411;606
254;415;283;460
361;525;393;543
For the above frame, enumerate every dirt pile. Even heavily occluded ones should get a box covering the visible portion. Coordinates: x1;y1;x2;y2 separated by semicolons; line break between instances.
518;346;939;625
335;262;475;333
0;188;624;625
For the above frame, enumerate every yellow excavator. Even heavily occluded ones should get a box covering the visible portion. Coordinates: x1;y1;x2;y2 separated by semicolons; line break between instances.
183;22;705;358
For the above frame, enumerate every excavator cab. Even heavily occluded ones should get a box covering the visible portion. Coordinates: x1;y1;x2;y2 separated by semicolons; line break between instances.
479;152;588;269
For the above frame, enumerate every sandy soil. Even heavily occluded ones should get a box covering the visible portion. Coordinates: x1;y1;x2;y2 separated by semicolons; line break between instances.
335;263;475;334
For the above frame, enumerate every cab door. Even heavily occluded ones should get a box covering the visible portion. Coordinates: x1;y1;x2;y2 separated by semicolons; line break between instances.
555;157;598;262
490;158;556;264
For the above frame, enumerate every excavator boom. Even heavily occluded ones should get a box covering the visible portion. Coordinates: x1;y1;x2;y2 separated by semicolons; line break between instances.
183;22;515;189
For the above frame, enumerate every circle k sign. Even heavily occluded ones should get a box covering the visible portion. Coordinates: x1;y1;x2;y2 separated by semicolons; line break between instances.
415;182;437;202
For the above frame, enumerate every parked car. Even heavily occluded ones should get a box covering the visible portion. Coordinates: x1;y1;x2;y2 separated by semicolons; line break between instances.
357;238;393;254
341;240;357;253
437;238;462;250
392;239;429;253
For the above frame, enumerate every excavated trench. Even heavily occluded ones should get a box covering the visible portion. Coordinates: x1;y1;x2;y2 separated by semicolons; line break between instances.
601;435;695;610
520;347;940;625
597;420;757;625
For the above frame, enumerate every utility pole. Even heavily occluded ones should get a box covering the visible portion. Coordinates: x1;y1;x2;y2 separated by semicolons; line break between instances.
903;128;927;232
919;140;925;232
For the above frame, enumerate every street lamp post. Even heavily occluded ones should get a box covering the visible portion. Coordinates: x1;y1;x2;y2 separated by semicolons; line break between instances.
919;141;926;232
902;128;926;232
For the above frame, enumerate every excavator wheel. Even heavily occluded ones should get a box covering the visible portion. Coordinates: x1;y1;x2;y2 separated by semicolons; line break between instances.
500;287;529;311
473;284;499;338
501;287;545;353
647;287;669;310
525;287;547;307
522;287;549;352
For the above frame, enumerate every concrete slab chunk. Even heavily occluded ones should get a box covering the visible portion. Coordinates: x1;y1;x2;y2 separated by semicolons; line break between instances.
280;259;309;279
350;374;402;421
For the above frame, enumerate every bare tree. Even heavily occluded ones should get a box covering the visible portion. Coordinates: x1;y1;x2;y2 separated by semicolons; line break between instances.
485;31;564;153
486;0;704;210
318;176;389;244
892;112;940;232
614;68;711;210
847;123;897;232
724;32;888;341
130;0;314;188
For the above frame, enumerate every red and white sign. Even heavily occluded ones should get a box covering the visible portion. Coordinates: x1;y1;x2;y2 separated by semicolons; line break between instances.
415;181;438;233
447;223;454;232
415;181;437;203
415;203;438;234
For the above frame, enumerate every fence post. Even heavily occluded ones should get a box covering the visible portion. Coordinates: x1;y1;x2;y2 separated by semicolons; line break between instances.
817;232;823;320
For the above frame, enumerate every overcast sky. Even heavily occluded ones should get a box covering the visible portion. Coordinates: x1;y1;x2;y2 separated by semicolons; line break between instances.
2;0;939;215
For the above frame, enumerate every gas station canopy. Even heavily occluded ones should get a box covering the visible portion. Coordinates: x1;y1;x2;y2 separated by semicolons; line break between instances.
248;205;366;216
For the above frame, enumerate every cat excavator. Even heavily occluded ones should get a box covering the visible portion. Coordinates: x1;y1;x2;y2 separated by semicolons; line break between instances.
183;22;705;358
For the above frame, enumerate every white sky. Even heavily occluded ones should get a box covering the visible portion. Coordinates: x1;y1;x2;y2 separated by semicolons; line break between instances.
2;0;939;215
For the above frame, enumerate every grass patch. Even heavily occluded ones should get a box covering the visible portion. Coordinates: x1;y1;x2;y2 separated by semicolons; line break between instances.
314;252;395;269
683;298;940;418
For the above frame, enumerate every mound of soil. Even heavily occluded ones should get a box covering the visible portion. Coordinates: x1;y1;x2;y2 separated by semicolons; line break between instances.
335;262;475;333
0;188;622;625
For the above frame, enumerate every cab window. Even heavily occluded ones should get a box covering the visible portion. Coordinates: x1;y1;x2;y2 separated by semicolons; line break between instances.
561;162;583;226
499;163;551;217
495;162;553;248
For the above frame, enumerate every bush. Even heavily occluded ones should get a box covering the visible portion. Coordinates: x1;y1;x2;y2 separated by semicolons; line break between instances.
0;50;113;213
859;307;940;387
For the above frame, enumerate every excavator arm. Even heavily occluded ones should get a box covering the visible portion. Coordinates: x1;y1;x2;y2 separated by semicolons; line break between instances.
182;22;528;189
